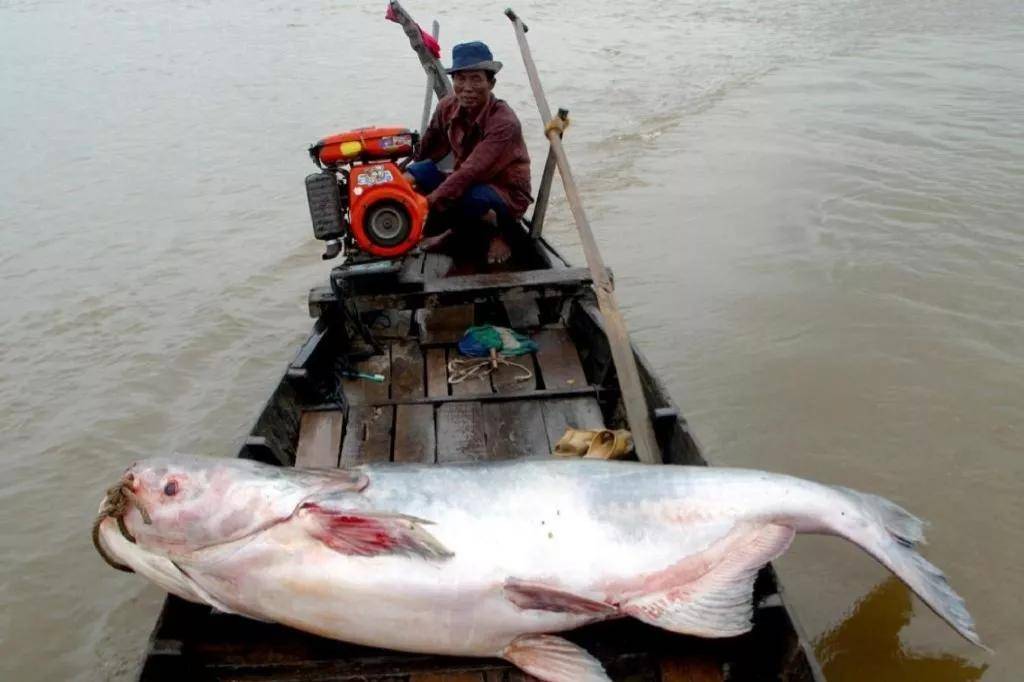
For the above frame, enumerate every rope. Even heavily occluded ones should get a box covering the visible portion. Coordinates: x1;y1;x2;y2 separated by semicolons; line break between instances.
447;356;534;385
91;477;153;574
544;114;570;136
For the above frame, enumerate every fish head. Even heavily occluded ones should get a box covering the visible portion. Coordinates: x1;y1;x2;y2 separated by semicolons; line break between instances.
114;455;304;556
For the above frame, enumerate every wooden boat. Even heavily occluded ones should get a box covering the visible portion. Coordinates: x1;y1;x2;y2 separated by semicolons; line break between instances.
134;235;825;680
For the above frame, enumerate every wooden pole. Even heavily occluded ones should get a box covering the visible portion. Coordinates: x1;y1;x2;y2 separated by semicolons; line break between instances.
505;9;661;464
528;108;565;239
420;20;440;134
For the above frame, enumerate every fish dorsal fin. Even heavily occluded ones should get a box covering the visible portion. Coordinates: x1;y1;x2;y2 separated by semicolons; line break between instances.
503;634;610;682
622;523;794;638
504;578;617;616
298;503;453;560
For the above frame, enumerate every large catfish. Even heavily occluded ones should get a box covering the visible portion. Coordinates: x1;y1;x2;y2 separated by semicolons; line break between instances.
95;455;982;681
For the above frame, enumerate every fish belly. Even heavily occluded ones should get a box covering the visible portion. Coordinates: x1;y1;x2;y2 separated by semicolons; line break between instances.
182;523;599;656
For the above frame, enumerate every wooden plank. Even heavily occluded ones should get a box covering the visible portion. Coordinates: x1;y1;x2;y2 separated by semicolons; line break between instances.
305;386;599;412
409;673;487;682
423;252;454;280
341;353;389;405
541;396;605;452
340;405;393;465
398;252;426;283
533;328;587;389
425;348;449;397
309;267;594;318
503;296;541;329
294;411;342;469
423;266;592;294
449;348;493;398
393;404;436;464
660;656;725;682
417;304;476;345
491;354;538;394
367;309;413;339
436;402;486;462
482;401;549;459
390;340;425;400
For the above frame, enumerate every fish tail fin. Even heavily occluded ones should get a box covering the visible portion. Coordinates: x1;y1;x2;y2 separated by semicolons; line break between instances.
833;486;987;650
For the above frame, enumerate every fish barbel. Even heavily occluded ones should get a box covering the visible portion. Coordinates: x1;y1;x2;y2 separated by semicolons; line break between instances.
96;455;983;681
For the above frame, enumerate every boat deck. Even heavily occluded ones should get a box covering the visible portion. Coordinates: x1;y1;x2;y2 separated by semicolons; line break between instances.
296;304;605;470
136;248;822;681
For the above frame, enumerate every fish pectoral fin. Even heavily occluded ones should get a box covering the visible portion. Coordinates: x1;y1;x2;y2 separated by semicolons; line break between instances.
622;523;795;638
504;578;618;616
169;561;271;622
503;634;610;682
298;504;453;560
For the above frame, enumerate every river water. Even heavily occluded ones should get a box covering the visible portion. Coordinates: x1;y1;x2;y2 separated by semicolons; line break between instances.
1;1;1020;679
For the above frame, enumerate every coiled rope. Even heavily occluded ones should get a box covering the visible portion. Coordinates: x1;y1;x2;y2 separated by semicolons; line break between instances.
447;356;533;385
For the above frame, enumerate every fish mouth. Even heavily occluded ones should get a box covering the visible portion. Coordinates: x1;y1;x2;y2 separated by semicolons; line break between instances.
91;472;154;573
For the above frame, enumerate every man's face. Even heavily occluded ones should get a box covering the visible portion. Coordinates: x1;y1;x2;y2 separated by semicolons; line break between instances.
453;70;493;112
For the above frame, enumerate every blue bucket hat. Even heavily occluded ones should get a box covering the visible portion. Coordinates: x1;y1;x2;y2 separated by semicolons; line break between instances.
446;41;503;74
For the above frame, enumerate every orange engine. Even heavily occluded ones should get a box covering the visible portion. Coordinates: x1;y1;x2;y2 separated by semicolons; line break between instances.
305;126;428;260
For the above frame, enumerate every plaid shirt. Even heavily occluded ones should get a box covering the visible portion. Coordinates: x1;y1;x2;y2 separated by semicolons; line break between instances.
417;94;533;219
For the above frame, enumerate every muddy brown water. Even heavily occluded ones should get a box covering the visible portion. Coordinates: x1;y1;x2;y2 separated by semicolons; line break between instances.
1;1;1020;679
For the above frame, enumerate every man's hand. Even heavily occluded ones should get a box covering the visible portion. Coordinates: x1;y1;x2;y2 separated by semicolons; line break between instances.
418;229;452;253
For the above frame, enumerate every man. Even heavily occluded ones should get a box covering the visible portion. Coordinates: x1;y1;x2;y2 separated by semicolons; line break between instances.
406;41;532;265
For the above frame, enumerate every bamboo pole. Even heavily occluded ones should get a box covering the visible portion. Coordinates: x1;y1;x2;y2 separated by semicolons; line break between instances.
505;9;661;464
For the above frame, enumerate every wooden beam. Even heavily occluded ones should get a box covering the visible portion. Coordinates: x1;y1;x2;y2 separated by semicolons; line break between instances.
424;267;593;294
304;385;600;411
527;109;567;239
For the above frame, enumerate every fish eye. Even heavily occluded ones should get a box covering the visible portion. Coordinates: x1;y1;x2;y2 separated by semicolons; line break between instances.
163;480;179;497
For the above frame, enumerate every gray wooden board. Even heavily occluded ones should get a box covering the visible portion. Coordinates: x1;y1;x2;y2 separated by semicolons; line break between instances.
390;340;425;400
398;252;426;283
491;354;538;394
503;296;541;329
482;401;549;459
294;411;343;469
436;402;486;462
416;304;475;345
423;266;592;293
423;253;454;280
533;328;587;389
425;347;449;397
368;309;413;339
393;404;435;464
540;397;605;452
448;347;493;398
341;353;390;405
340;405;393;465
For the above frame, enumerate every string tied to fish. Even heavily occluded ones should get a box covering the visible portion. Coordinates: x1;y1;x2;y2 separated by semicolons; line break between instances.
91;475;152;574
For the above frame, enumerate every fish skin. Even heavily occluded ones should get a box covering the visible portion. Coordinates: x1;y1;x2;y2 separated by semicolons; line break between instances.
98;455;984;675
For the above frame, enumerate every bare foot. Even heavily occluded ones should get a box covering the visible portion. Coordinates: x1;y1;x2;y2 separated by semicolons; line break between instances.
418;229;452;253
487;234;512;264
